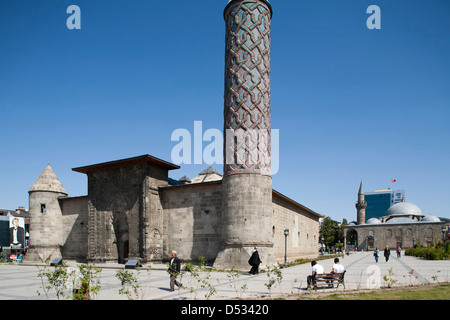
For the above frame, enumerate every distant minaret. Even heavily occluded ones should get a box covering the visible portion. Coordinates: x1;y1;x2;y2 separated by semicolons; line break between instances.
356;181;367;225
214;0;275;269
26;164;67;262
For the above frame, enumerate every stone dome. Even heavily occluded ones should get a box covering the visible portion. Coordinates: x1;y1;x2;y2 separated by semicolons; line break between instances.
421;215;441;222
367;217;382;224
386;202;423;217
385;217;417;224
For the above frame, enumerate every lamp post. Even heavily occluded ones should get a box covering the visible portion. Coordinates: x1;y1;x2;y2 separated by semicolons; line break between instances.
442;226;447;253
284;229;289;266
321;236;324;256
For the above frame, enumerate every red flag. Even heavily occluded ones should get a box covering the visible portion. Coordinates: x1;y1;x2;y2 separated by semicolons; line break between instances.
391;179;396;183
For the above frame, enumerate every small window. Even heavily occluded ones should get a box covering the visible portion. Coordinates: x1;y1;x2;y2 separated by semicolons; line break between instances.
40;204;46;213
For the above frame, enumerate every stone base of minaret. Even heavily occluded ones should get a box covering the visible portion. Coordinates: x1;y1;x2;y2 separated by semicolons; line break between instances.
213;174;277;270
213;244;276;271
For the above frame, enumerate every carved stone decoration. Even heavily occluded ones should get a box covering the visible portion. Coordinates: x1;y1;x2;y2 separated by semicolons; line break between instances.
223;0;272;176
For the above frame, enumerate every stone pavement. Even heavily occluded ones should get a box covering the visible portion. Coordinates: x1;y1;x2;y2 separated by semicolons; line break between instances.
0;252;449;300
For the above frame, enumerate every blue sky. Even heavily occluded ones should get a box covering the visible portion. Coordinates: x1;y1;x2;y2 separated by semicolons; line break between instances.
1;0;449;223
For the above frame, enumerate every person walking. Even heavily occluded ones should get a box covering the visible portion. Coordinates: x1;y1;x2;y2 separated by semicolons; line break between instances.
168;251;182;291
248;247;262;275
384;245;391;262
396;246;401;258
374;247;380;263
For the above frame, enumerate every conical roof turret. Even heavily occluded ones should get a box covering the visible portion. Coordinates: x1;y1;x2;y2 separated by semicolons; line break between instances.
29;164;68;195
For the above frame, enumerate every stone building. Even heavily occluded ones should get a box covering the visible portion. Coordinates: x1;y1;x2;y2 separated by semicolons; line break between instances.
25;0;322;269
26;154;321;268
344;182;449;251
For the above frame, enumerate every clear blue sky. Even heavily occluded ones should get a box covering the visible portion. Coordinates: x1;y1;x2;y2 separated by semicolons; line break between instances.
1;0;449;223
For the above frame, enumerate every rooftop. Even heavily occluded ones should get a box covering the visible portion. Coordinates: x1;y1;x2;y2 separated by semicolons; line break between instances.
72;154;180;174
29;164;67;195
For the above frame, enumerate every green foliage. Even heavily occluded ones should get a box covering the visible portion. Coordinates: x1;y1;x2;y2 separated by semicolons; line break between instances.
0;251;8;263
405;242;450;260
320;216;345;249
227;267;248;299
37;261;70;300
37;262;102;300
115;269;141;300
197;256;207;269
182;257;217;300
264;266;283;296
182;262;194;273
298;283;450;300
71;264;102;300
383;267;397;288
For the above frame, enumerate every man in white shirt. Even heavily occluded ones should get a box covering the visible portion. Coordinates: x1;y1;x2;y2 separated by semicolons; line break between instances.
307;260;324;288
331;257;345;274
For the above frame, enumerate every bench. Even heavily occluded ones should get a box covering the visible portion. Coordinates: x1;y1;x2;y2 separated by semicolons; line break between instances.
311;271;346;290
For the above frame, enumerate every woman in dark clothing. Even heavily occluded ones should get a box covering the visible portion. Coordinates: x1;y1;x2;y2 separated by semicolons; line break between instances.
248;247;262;275
384;246;391;262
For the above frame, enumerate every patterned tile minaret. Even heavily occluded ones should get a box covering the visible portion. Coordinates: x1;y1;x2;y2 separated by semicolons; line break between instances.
214;0;276;269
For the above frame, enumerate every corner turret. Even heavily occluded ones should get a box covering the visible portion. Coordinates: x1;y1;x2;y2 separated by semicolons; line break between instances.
26;164;67;262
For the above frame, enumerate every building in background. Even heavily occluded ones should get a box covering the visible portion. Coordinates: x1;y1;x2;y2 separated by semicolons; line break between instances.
345;182;448;251
364;189;405;222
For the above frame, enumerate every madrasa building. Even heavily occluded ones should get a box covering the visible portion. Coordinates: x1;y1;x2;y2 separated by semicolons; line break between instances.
344;182;449;251
25;0;322;269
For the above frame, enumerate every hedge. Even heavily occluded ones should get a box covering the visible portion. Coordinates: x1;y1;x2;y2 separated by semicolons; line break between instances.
405;243;450;260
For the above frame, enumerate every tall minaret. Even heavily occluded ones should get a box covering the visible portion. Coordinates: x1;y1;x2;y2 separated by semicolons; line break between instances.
26;164;67;262
214;0;275;269
356;181;367;225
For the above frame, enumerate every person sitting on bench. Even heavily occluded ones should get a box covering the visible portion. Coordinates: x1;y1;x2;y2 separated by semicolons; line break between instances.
331;258;345;274
307;260;323;288
324;257;345;286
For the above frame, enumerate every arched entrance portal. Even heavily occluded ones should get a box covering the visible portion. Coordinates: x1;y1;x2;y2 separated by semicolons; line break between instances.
346;229;358;250
118;234;129;264
112;210;129;264
367;236;375;250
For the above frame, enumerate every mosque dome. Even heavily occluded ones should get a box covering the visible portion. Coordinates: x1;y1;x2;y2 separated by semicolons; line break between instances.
421;215;441;222
386;202;423;217
385;217;417;224
367;217;382;224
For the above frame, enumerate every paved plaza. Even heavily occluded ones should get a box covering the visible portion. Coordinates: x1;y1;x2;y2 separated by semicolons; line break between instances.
0;252;449;300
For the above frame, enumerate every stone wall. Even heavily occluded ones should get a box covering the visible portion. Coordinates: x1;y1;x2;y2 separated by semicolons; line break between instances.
272;192;320;262
60;196;88;261
161;182;222;262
